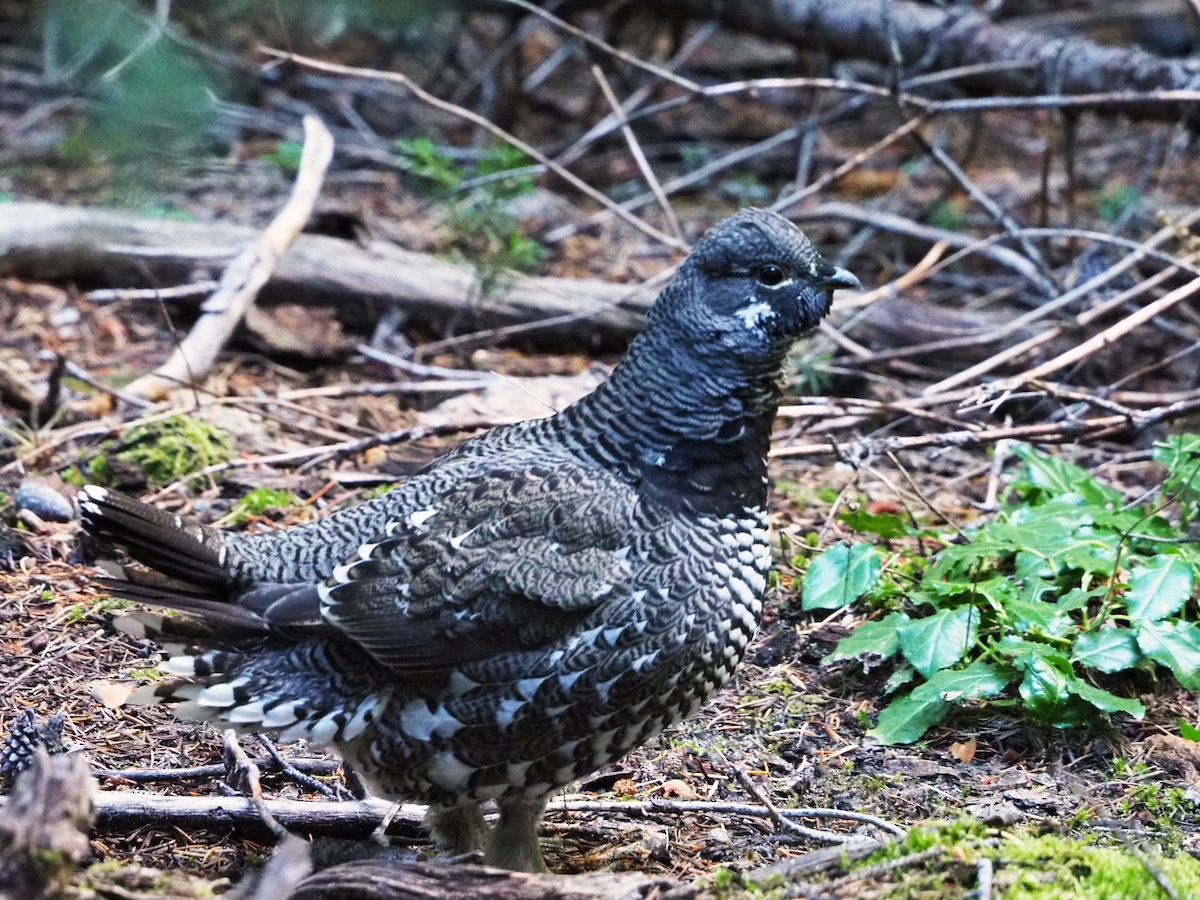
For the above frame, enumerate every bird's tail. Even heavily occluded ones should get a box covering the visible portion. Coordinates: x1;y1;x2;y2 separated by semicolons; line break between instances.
78;484;233;591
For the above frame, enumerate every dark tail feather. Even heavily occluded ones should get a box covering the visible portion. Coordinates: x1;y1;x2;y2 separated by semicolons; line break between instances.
97;577;270;638
79;485;231;591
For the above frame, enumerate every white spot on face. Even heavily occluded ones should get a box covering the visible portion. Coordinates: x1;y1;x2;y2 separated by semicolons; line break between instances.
733;300;776;329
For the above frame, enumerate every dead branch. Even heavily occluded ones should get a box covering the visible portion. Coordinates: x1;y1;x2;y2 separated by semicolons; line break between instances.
0;202;652;347
291;858;691;900
87;792;427;840
0;751;95;899
667;0;1200;120
126;116;333;399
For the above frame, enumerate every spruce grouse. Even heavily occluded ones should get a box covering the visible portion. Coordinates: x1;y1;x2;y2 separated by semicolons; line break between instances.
80;208;859;872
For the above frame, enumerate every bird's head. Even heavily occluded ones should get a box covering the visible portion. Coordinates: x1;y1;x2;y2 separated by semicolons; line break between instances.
649;208;859;370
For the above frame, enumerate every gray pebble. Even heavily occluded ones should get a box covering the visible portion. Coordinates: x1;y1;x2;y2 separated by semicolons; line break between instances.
14;480;74;523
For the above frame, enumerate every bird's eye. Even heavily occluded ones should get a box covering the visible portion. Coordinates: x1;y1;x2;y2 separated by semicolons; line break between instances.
757;264;785;286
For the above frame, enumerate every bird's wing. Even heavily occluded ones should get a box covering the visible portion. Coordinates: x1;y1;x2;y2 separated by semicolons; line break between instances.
291;456;641;676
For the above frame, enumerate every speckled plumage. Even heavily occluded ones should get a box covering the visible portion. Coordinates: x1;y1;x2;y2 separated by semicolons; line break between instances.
80;208;858;872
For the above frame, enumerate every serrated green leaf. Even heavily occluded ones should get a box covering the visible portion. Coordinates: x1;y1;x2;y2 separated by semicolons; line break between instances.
1006;595;1067;635
1066;676;1144;718
822;612;906;665
1180;720;1200;742
869;661;1013;745
897;606;977;678
1011;443;1121;507
1016;653;1071;719
913;660;1012;704
868;691;951;745
1124;555;1193;623
800;542;881;610
1136;620;1200;690
1072;628;1141;673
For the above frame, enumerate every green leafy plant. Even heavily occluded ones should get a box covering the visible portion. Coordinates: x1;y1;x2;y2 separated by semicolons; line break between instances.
808;436;1200;744
395;139;543;294
259;140;304;174
1094;182;1140;223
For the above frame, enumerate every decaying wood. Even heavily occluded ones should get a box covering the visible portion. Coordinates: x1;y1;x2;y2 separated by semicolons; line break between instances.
0;203;652;347
667;0;1200;120
290;858;694;900
126;116;332;399
88;792;426;841
0;750;95;900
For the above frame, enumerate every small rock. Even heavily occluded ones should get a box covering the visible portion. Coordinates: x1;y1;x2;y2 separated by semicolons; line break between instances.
14;480;73;523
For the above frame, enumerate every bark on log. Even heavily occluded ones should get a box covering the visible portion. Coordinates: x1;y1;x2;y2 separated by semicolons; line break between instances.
290;859;694;900
0;750;95;900
0;202;651;348
668;0;1200;119
88;791;427;841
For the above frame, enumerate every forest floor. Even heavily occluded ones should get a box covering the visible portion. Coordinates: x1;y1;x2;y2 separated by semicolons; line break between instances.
5;4;1200;897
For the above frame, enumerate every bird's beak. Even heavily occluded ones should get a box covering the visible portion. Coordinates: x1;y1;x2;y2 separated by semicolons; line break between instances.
818;265;861;293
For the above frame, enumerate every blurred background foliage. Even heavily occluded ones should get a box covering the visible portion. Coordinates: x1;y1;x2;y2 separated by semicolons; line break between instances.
27;0;444;182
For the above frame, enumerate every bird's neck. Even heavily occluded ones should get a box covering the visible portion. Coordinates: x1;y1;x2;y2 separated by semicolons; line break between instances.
554;328;787;514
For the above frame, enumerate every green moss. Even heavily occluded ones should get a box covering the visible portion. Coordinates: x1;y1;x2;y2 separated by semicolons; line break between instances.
90;415;234;487
995;833;1200;899
842;824;1200;899
227;487;301;524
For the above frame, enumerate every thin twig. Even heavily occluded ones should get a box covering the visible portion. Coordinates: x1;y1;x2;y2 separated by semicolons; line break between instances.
260;48;682;250
591;64;682;243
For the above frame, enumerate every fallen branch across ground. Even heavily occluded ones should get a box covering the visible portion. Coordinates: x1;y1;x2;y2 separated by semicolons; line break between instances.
68;788;898;845
126;115;334;399
0;202;653;346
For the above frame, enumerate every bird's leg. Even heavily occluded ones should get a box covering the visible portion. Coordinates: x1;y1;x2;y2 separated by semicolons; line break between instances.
483;796;548;873
425;803;487;859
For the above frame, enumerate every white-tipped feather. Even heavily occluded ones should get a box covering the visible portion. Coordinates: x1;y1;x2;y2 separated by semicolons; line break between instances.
306;712;341;745
161;656;198;676
225;700;267;723
341;701;375;742
261;702;303;728
277;721;312;743
197;683;237;707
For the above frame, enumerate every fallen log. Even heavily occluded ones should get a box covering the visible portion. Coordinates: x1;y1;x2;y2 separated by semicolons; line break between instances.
0;201;651;348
